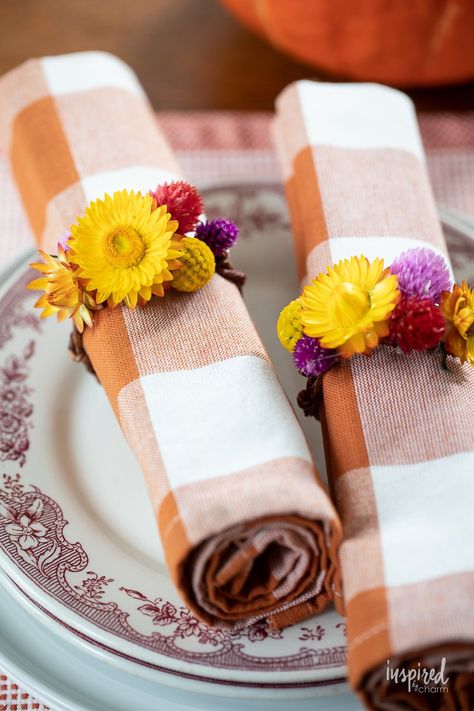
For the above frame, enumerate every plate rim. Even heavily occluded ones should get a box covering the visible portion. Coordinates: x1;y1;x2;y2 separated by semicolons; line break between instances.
1;570;349;698
0;567;362;711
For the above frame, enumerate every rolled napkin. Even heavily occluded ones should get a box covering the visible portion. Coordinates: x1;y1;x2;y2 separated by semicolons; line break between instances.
0;52;342;628
274;81;474;709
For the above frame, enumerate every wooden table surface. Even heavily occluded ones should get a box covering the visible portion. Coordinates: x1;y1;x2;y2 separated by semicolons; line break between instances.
1;0;473;111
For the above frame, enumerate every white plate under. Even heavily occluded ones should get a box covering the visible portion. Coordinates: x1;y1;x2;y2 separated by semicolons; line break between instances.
0;568;363;711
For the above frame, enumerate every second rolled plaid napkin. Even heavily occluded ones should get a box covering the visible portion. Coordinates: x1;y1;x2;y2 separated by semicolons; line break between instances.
0;53;342;629
274;81;474;709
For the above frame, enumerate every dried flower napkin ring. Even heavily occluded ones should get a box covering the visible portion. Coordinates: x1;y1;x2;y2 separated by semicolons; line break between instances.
28;181;243;369
278;248;474;417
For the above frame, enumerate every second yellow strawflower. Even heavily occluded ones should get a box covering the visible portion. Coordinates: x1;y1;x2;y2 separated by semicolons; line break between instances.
300;256;400;358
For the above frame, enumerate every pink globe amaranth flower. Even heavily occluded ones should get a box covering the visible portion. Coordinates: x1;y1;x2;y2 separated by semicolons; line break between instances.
390;247;451;303
293;335;337;377
151;181;203;234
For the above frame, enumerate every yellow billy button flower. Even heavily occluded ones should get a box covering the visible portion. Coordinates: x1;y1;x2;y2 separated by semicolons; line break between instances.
300;256;400;358
171;237;215;292
277;299;304;352
440;281;474;366
28;245;95;333
68;190;183;309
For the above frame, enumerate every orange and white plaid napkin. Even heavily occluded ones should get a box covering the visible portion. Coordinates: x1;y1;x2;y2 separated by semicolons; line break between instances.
274;81;474;709
0;53;342;629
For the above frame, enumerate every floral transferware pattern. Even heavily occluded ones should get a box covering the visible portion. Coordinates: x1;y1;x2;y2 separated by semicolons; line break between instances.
0;461;346;673
120;587;285;647
0;345;34;467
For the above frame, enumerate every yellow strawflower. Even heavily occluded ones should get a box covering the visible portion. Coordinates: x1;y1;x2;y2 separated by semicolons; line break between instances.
68;190;182;309
28;244;95;333
301;256;399;358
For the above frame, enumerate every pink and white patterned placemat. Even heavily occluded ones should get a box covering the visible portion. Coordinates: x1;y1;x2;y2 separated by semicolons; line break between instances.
0;109;473;711
0;676;47;711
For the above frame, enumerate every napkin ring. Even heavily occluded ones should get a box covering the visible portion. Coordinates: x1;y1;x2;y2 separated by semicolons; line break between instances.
278;248;473;418
27;181;244;376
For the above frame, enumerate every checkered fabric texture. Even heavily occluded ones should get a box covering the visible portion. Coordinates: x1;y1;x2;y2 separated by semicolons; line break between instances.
0;52;343;631
273;81;474;710
0;676;47;711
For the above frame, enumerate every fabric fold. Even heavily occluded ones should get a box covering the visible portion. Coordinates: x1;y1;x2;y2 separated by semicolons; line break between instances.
0;52;342;629
273;80;474;709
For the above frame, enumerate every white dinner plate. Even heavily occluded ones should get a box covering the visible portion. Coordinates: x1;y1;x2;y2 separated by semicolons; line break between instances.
0;568;364;710
0;185;349;698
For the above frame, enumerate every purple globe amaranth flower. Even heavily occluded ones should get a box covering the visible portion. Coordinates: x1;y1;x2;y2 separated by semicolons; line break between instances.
195;219;239;258
390;247;451;303
293;335;337;377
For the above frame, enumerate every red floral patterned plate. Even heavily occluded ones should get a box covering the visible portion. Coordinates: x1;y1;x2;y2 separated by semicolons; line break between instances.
0;186;349;696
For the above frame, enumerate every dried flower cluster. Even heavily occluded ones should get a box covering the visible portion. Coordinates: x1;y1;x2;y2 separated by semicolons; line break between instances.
278;248;473;378
28;182;239;331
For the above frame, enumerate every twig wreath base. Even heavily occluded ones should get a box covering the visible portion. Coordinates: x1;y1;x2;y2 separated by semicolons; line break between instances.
297;375;324;420
28;181;244;379
68;325;98;378
215;254;246;293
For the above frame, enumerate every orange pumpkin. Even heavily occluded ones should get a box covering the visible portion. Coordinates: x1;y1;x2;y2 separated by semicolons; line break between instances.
219;0;474;86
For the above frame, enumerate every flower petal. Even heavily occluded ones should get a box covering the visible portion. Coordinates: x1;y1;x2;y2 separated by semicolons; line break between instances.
19;534;38;550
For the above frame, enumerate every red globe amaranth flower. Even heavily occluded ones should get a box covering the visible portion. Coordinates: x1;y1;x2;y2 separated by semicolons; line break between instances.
151;181;203;234
389;296;446;353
